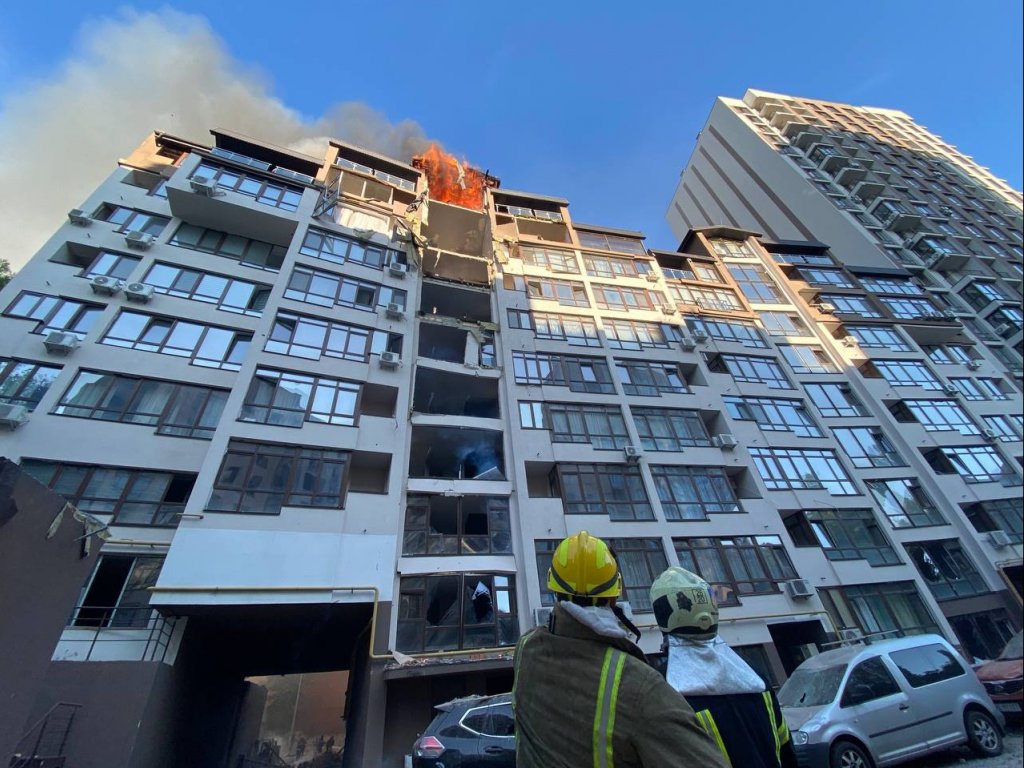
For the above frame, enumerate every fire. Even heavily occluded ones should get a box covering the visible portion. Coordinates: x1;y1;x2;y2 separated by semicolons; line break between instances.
413;143;490;210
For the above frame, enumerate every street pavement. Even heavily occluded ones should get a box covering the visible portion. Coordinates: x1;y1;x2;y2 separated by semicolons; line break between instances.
902;719;1022;768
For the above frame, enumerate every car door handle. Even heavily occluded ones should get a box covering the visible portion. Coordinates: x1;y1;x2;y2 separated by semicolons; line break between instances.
899;703;910;711
484;746;507;753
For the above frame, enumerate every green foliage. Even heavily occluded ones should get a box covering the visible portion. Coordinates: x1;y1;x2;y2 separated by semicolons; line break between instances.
0;259;11;291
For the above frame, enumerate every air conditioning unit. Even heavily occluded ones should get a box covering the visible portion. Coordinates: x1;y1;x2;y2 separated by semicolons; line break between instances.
644;271;660;283
839;628;862;642
385;303;404;319
43;331;79;355
388;262;408;279
941;310;958;320
378;351;401;369
679;335;697;352
982;428;998;442
124;282;154;303
841;336;858;348
661;306;678;316
986;530;1011;548
533;607;554;628
993;323;1013;337
0;403;29;429
89;275;121;295
713;434;738;450
124;231;156;250
942;384;961;396
68;209;92;226
816;302;836;314
623;445;641;464
189;176;218;196
692;329;710;343
785;579;815;600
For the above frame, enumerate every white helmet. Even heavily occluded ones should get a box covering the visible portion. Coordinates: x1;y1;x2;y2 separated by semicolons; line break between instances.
649;567;719;640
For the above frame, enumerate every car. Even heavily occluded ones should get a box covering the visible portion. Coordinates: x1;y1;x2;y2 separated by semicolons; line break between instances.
975;630;1023;717
411;692;514;767
778;634;1004;768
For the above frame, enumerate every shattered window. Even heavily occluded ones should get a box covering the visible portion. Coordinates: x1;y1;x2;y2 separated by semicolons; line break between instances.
397;574;518;653
403;496;511;556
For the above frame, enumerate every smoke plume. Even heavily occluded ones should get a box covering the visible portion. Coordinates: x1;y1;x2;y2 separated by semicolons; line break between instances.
0;9;434;271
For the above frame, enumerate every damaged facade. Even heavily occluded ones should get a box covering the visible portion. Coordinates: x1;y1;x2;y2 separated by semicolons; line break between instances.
0;116;1021;768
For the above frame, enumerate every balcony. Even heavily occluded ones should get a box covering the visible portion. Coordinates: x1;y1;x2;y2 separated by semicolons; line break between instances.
869;200;923;233
789;126;826;149
834;163;870;187
851;179;886;202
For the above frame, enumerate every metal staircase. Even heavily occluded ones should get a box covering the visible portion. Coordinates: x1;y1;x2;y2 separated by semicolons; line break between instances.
8;703;80;768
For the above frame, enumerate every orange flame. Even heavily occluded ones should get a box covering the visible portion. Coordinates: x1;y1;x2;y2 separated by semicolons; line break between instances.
413;143;488;210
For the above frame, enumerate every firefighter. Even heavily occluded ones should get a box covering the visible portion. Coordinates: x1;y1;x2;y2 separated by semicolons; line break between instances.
650;567;797;768
512;531;727;768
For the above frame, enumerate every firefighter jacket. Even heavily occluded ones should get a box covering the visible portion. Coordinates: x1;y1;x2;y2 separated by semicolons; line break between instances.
512;601;728;768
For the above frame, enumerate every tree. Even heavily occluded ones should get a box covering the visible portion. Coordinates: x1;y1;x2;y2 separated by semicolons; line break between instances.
0;258;11;291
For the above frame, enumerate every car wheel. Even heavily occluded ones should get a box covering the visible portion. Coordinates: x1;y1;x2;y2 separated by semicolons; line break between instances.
965;709;1003;757
829;739;873;768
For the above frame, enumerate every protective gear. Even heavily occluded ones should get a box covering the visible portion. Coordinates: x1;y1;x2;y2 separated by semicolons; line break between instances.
649;566;719;640
546;530;622;601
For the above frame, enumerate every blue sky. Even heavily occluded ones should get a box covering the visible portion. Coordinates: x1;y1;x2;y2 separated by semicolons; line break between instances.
1;1;1021;255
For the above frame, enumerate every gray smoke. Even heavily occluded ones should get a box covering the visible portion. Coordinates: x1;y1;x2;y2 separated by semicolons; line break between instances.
0;9;435;271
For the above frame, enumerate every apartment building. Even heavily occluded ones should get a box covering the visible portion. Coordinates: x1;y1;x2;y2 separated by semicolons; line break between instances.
667;89;1024;381
0;125;1021;768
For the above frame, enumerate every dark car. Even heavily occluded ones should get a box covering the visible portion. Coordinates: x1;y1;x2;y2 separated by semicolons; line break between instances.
412;693;514;767
976;630;1023;716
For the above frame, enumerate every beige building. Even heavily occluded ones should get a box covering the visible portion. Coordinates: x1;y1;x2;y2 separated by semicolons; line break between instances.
0;118;1021;767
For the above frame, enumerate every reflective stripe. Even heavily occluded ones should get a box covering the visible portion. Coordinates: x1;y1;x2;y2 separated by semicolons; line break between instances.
592;648;626;768
763;690;782;765
695;709;731;767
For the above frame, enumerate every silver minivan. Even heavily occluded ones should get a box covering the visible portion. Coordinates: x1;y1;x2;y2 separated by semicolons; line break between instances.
779;634;1005;768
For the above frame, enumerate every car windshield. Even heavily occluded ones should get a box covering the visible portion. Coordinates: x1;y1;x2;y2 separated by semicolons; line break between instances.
998;631;1023;660
778;664;847;707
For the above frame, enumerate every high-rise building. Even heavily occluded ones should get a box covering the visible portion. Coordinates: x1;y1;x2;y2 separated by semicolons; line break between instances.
668;89;1024;379
1;121;1021;767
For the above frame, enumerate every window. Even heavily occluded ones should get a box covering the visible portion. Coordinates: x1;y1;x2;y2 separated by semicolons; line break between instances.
592;284;661;312
977;378;1009;400
520;246;579;273
925;445;1020;485
518;277;589;307
299;226;405;271
554;463;653;520
55;370;227;439
632;407;710;450
727;264;787;304
669;284;744;311
283;265;405;312
403;496;511;556
21;459;195;527
206;440;350;514
922;344;974;365
673;537;797;606
960;282;1009;311
759;312;811;337
749;448;857;495
833;427;905;468
906;540;988;601
5;292;103;338
191;161;303;211
576;231;645;255
94;205;169;236
779;345;838;374
461;702;515;737
512;352;615;394
889;645;965;688
963;499;1022;543
879;297;940;319
769;252;835;267
0;358;61;410
265;312;400;363
820;294;883;318
724;396;822;437
529;311;602;346
605;538;669;612
872;360;942;389
532;402;629;449
707;353;792;389
845;325;912;351
821;582;939;639
102;311;251;371
982;415;1019;442
686;317;766;348
987;306;1024;334
649;466;741;519
142;263;270;316
240;368;362;427
170;223;286;272
584;253;643;278
72;555;163;628
840;658;901;707
894;399;979;435
948;377;986;400
604;319;672;350
397;574;518;653
80;250;140;280
708;239;752;259
799;268;854;287
866;478;945;528
859;276;924;295
785;509;900;566
616;359;688;396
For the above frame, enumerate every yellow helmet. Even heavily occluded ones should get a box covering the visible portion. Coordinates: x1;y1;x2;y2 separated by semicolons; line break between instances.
547;531;622;600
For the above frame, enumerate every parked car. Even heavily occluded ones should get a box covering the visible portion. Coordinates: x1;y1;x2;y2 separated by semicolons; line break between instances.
975;630;1023;716
778;634;1004;768
412;693;514;767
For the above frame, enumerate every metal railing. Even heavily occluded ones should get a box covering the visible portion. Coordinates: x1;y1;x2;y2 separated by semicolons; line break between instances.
8;703;81;768
64;605;178;662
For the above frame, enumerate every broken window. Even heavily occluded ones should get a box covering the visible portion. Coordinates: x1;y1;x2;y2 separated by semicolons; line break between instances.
420;281;492;323
413;368;500;418
519;246;579;273
73;554;163;628
418;322;469;364
397;574;518;652
408;426;505;481
403;496;511;555
299;226;405;271
553;463;653;521
576;231;646;255
512;352;615;394
505;276;589;308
